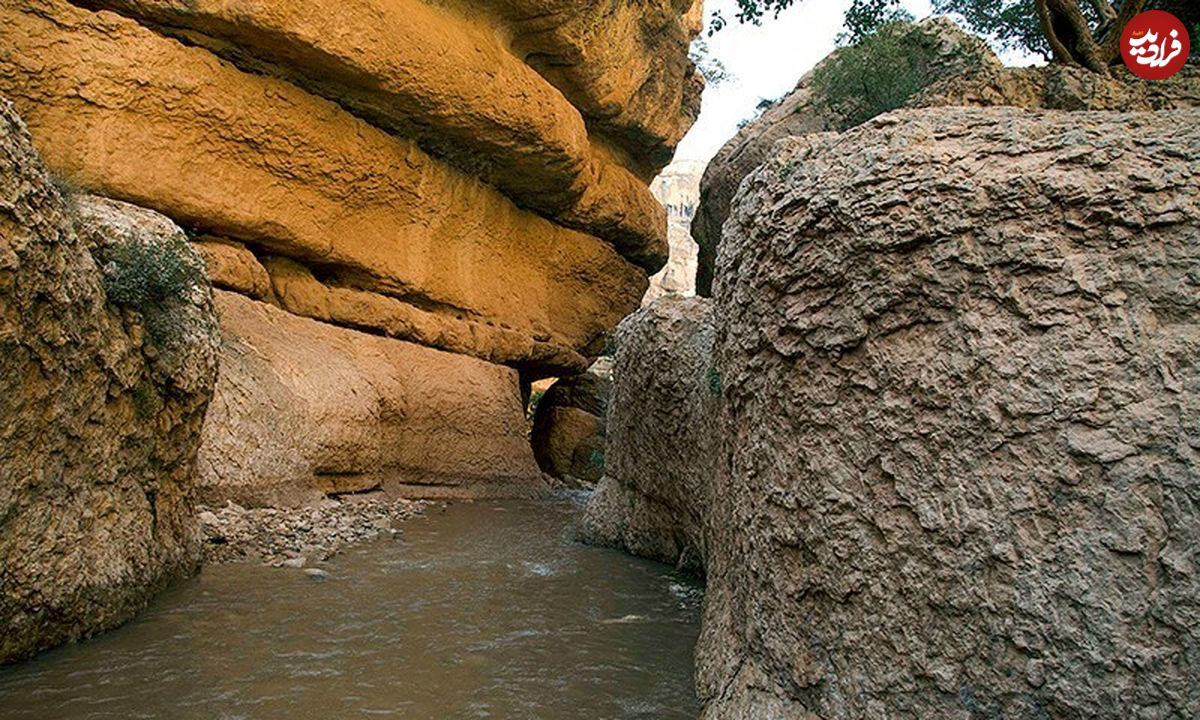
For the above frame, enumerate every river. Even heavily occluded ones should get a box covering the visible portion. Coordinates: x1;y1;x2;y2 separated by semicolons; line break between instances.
0;497;702;719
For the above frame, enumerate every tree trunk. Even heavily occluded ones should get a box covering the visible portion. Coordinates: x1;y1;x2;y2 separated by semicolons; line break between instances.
1035;0;1147;73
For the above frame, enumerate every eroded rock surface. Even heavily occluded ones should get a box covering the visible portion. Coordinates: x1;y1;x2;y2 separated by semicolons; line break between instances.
692;17;994;295
581;296;717;572
701;107;1200;719
646;159;703;304
198;292;546;507
692;20;1200;298
531;371;611;483
0;101;217;663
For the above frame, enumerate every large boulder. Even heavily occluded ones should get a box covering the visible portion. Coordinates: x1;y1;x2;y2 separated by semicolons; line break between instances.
580;296;717;572
0;101;218;663
692;17;996;295
700;107;1200;719
692;20;1200;298
531;370;611;483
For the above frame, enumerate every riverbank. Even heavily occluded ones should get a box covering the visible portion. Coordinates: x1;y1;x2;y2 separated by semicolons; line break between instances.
197;494;426;566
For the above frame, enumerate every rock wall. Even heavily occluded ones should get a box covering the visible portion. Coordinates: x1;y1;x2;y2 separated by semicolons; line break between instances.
580;296;717;573
691;18;1200;297
198;292;545;507
691;17;995;296
646;159;704;304
0;101;218;664
530;370;611;484
698;107;1200;719
0;0;702;504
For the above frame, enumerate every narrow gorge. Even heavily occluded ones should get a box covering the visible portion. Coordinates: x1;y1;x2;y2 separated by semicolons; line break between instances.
1;1;1198;719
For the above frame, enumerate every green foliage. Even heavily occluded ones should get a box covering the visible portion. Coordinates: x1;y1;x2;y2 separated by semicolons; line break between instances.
102;237;202;346
839;0;915;44
601;334;618;357
708;0;798;34
931;0;1048;57
48;171;80;200
717;0;1191;64
589;449;605;470
526;388;546;422
811;23;954;131
690;38;732;86
706;366;723;396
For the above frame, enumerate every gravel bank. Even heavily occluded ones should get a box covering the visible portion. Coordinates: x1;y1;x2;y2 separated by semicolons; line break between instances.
197;495;427;566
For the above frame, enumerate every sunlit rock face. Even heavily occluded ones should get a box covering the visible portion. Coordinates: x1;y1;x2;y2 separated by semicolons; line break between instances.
0;101;218;664
646;160;704;304
702;107;1200;720
0;0;701;503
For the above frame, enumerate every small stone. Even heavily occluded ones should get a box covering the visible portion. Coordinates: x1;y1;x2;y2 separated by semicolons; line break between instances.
304;568;330;581
281;556;306;569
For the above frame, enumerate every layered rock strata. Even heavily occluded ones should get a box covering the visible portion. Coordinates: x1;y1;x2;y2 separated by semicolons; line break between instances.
646;159;704;304
0;101;218;664
0;0;702;504
199;291;545;506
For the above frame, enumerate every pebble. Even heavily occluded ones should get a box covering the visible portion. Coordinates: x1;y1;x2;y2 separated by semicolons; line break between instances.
196;495;426;565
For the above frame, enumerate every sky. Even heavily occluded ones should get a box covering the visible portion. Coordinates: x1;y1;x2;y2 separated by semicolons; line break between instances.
674;0;1035;162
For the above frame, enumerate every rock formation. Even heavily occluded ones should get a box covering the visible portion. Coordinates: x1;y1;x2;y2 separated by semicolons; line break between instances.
691;18;1200;297
580;296;717;573
0;101;218;664
594;106;1200;718
646;160;704;304
198;292;545;506
691;17;995;296
530;370;611;484
0;0;702;504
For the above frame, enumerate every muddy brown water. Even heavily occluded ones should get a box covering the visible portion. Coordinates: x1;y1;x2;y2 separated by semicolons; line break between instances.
0;497;703;719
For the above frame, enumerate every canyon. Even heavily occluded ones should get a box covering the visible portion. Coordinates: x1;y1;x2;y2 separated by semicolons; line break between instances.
0;0;702;664
585;28;1200;718
1;2;1198;719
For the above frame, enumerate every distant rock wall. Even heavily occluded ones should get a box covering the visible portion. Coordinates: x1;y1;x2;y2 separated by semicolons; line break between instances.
700;107;1200;719
646;160;704;304
0;101;218;664
198;292;546;507
0;0;702;504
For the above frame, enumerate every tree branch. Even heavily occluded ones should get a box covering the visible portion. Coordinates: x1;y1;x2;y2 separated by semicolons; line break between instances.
1035;0;1079;64
1087;0;1118;22
1043;0;1110;73
1099;0;1148;64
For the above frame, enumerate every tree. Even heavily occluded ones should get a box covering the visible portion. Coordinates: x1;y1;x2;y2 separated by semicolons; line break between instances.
709;0;1200;74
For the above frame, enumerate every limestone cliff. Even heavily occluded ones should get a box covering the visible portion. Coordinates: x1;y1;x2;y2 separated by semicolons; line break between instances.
580;297;715;573
0;101;218;664
0;0;702;504
646;160;703;304
690;18;1200;297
